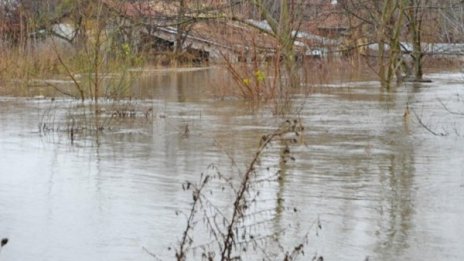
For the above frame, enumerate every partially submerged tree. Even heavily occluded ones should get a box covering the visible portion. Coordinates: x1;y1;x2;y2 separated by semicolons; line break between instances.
339;0;464;86
405;0;423;81
249;0;301;89
340;0;407;88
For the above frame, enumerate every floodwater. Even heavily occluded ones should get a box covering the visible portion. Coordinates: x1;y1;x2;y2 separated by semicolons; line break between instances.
1;68;463;261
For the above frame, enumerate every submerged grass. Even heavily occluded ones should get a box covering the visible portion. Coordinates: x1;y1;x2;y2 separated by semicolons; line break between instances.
38;98;154;145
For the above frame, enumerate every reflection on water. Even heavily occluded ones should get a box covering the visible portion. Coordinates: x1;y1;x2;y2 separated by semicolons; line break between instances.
1;70;464;261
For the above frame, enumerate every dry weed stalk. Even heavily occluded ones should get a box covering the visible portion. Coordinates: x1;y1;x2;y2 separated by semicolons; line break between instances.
173;119;318;261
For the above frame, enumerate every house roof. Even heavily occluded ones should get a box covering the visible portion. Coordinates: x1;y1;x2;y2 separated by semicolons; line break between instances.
304;2;349;34
192;20;279;51
102;1;342;57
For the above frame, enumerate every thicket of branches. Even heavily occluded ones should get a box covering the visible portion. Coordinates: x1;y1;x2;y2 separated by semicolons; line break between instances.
1;0;464;92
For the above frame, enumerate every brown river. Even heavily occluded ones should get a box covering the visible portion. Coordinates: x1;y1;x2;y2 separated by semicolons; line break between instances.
0;68;463;260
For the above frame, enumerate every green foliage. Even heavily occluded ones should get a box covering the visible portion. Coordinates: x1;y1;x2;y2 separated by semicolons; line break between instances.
255;69;265;82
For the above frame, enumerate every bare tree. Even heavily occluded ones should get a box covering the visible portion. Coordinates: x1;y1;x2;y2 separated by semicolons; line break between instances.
247;0;302;88
340;0;406;88
438;0;464;42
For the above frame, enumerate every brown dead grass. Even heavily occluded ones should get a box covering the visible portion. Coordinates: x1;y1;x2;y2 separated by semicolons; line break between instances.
0;39;144;98
0;41;69;88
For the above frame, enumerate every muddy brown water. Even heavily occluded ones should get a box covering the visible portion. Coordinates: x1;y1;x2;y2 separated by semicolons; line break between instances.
1;68;464;260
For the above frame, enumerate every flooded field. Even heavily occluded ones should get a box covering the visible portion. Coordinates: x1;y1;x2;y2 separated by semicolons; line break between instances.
1;69;464;260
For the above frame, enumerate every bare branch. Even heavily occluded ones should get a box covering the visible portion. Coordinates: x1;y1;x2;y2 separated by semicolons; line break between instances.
411;108;449;136
438;98;464;116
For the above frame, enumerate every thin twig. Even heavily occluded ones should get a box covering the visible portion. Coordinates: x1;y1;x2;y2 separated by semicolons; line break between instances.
142;246;163;261
411;108;448;136
438;98;464;116
176;175;210;261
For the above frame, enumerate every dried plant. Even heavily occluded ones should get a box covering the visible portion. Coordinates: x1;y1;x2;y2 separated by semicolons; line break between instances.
170;119;323;261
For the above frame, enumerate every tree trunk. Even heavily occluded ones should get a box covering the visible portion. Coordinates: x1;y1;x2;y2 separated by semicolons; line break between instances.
175;0;187;60
409;0;424;81
278;0;299;89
